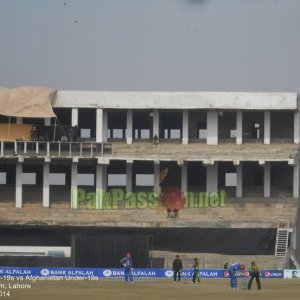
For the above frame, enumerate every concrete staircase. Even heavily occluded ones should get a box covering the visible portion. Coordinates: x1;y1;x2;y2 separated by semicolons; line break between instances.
275;222;290;258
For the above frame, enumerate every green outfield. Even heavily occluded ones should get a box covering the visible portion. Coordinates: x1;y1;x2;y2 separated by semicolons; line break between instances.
1;278;300;300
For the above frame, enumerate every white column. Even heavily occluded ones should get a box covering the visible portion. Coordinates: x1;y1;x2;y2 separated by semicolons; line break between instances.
153;160;160;196
264;162;271;198
154;161;160;183
153;110;159;138
16;117;22;124
126;162;133;193
264;111;271;144
71;161;78;209
72;108;78;127
236;111;243;145
206;163;218;193
126;110;133;144
293;164;299;198
236;164;242;197
181;161;188;193
43;161;50;207
15;161;23;208
96;164;107;209
103;110;108;142
207;111;218;145
44;118;51;126
96;108;107;143
294;111;300;144
182;110;189;145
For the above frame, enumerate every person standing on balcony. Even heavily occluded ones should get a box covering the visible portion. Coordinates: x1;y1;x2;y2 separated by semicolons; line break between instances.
30;125;38;141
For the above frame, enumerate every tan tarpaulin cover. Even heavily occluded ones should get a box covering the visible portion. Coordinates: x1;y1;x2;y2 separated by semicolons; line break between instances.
0;86;56;118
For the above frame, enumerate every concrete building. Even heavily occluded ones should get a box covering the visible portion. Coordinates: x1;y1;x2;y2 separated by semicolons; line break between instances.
0;90;299;267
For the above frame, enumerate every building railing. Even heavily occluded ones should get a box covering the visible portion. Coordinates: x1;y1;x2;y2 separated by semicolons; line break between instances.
0;141;114;158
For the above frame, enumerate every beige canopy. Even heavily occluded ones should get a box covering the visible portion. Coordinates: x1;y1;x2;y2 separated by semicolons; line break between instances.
0;86;56;118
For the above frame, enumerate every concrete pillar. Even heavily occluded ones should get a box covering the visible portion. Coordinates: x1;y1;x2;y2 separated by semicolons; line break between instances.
206;163;218;193
236;111;243;145
154;161;160;183
103;110;108;142
71;161;78;209
96;108;108;143
15;161;23;208
44;118;51;126
72;108;78;127
43;161;50;207
207;111;218;145
294;111;300;144
96;164;107;209
236;164;242;198
181;161;188;193
264;162;271;198
153;161;160;195
153;110;159;138
126;162;133;193
264;111;271;144
126;110;133;144
293;164;299;198
182;110;189;145
16;117;22;124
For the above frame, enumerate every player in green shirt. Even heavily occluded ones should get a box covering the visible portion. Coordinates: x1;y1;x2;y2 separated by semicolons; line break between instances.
248;261;261;290
192;258;200;284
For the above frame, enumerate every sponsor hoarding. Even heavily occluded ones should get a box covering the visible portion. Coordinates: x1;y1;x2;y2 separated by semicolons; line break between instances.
0;267;284;279
284;269;300;279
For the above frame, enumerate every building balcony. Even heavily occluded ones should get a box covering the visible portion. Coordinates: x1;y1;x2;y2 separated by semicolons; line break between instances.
0;141;113;158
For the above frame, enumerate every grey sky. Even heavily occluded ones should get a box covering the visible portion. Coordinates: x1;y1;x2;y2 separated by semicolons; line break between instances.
0;0;300;92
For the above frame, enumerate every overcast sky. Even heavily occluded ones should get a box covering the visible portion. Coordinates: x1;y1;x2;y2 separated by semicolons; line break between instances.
0;0;300;92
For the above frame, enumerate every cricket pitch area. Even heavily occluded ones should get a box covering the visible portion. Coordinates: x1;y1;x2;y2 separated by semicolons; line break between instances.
1;278;300;300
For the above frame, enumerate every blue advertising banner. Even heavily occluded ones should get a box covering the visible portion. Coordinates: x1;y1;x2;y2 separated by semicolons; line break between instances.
0;267;284;279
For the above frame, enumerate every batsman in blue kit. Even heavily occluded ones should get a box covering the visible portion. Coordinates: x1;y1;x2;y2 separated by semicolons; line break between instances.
120;253;134;283
228;262;245;289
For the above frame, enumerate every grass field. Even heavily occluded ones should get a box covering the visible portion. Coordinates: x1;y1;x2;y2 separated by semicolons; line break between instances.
1;278;300;300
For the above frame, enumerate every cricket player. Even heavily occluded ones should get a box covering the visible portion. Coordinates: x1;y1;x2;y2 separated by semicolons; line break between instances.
172;255;183;282
228;262;245;289
247;261;261;290
192;258;200;284
120;252;134;283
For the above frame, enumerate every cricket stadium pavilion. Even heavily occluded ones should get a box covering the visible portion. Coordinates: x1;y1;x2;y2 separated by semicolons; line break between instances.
0;87;299;268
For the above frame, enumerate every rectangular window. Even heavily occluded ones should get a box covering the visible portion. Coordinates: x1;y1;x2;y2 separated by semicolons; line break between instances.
78;174;94;186
170;129;180;139
0;172;6;184
140;129;150;139
49;173;66;185
136;174;154;186
113;129;123;139
164;129;169;139
230;130;237;138
22;173;36;185
225;173;237;187
81;129;91;138
108;174;126;186
199;129;207;139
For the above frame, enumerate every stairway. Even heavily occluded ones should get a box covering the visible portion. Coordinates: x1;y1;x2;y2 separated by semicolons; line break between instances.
275;222;289;258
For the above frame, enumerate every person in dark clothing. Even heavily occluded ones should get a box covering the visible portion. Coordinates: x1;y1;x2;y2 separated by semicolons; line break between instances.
172;255;183;282
248;261;261;290
224;262;229;269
